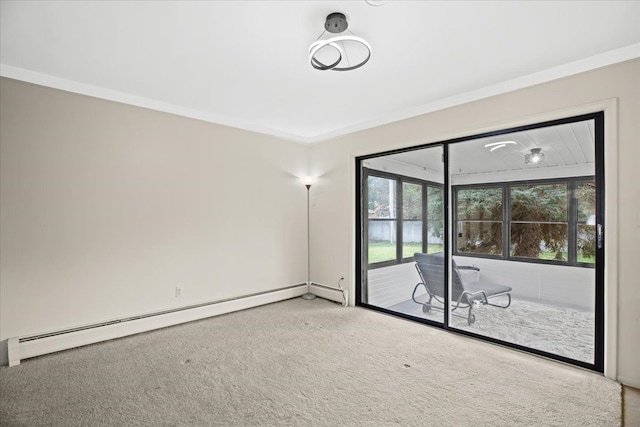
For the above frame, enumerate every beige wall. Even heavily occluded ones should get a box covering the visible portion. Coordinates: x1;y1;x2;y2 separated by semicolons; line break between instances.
2;60;639;385
0;78;310;364
310;59;640;387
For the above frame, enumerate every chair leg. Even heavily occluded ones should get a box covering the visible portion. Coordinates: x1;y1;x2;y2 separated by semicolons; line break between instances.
486;293;511;309
422;295;433;313
467;306;476;325
413;283;439;314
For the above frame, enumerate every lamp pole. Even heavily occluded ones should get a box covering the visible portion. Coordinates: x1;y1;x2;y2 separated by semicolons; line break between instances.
302;178;316;300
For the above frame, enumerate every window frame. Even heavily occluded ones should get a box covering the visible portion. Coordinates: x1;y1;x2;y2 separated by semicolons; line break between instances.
454;183;505;258
355;111;605;374
453;176;595;268
363;167;443;269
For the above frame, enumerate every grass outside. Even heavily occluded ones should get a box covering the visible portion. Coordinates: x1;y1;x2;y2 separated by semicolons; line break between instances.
536;251;595;264
369;241;595;265
368;242;443;264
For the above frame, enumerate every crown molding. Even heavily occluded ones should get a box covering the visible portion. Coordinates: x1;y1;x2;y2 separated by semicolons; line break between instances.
2;42;639;145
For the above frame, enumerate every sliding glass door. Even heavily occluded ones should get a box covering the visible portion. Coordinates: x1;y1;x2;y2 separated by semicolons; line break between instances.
356;113;604;371
360;145;445;325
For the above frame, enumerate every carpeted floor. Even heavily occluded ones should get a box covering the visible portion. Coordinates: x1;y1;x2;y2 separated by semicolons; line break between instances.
0;298;620;426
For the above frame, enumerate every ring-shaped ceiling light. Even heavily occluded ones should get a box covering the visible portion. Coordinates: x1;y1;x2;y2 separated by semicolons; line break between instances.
310;13;371;71
309;36;372;71
309;41;344;70
485;141;517;148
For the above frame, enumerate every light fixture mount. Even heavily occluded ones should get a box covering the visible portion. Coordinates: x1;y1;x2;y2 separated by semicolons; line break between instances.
325;12;348;33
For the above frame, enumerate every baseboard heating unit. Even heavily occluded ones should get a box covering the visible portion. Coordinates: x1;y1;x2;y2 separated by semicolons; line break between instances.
310;282;348;306
8;284;311;367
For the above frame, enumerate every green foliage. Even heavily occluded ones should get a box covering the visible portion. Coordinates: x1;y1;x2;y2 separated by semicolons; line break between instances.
368;176;395;218
576;182;596;260
577;225;596;261
510;184;567;259
402;182;422;219
457;188;502;254
368;242;443;264
427;186;443;218
368;174;597;265
427;186;443;239
458;188;502;220
577;182;596;222
456;182;595;263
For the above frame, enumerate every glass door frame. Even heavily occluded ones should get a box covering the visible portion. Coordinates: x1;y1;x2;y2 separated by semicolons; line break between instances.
355;111;605;372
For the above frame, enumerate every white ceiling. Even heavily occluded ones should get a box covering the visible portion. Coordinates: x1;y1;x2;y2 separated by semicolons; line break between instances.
366;119;595;182
1;1;639;144
385;119;593;172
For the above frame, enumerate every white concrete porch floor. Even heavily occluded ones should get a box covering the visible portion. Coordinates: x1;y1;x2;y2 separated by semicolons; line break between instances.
388;296;595;364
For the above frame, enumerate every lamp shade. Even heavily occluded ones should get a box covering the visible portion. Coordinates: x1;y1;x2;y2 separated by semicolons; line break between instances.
301;176;316;186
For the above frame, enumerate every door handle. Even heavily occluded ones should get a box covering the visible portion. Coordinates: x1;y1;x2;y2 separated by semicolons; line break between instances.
597;224;604;249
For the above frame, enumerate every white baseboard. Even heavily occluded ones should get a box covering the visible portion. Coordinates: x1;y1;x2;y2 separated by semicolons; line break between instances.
310;282;348;306
7;337;20;367
9;284;307;365
617;375;640;389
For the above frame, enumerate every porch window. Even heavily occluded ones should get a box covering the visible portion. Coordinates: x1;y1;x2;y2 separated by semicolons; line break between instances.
365;169;442;268
367;175;397;264
456;187;503;256
453;178;595;266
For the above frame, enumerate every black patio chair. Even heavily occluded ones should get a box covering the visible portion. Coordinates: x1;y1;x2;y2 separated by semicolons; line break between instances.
411;252;512;325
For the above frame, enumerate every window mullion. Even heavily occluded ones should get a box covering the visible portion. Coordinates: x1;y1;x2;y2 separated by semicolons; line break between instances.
452;187;458;254
504;184;509;259
361;168;368;302
396;179;402;263
568;180;577;265
422;184;428;254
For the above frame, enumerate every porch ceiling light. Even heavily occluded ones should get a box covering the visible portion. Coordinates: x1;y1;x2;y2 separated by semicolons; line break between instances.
525;148;545;164
485;141;516;152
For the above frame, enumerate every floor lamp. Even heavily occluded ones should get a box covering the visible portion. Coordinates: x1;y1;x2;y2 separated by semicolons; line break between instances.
301;176;316;300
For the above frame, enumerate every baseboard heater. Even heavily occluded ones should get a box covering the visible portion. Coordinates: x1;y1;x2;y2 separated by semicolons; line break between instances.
310;282;348;306
7;283;309;367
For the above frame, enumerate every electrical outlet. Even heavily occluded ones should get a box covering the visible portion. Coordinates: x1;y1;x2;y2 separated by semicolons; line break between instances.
175;286;183;297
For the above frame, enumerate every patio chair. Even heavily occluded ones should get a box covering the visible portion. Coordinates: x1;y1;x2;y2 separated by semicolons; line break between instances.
411;252;512;325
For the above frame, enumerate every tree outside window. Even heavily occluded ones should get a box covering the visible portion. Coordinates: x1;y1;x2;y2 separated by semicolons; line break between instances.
402;182;422;259
426;186;444;254
510;183;568;261
454;178;595;266
367;176;396;264
576;181;596;264
456;187;503;255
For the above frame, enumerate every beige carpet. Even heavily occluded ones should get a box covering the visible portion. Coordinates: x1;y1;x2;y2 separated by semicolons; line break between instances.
0;298;620;426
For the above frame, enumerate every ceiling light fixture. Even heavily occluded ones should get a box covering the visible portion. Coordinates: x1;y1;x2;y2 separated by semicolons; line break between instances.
525;148;545;164
485;141;516;149
309;13;371;71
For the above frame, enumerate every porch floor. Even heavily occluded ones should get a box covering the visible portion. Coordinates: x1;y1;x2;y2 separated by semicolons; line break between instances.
388;296;595;364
